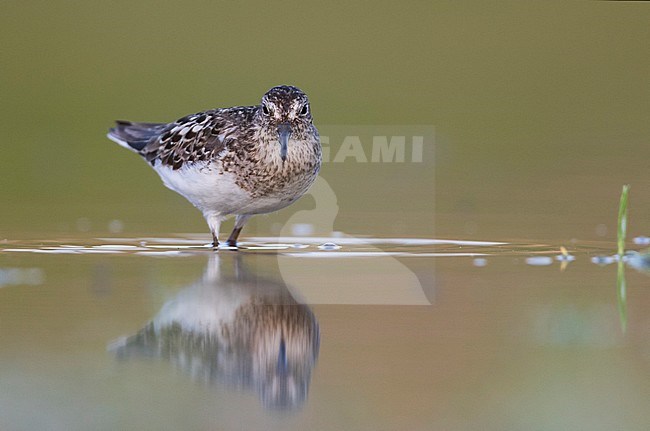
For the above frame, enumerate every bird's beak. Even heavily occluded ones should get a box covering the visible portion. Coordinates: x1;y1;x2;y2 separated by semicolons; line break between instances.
277;123;291;162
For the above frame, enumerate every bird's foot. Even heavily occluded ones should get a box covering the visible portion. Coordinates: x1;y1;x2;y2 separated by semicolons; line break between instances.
212;239;238;251
225;226;243;250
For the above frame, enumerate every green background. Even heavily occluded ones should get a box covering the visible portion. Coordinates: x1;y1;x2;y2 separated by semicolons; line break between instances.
1;1;649;241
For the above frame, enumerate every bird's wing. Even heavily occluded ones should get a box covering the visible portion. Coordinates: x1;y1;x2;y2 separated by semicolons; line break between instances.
111;106;258;170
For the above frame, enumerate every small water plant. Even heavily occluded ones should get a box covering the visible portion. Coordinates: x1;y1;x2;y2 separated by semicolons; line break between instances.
616;185;629;332
617;185;629;257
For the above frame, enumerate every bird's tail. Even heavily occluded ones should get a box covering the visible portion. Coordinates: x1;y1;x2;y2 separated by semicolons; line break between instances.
107;120;167;152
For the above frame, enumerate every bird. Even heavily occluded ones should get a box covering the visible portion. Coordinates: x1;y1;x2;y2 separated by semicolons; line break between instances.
107;85;322;248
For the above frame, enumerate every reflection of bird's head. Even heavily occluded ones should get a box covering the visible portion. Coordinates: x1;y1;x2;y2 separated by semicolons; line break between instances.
226;293;320;410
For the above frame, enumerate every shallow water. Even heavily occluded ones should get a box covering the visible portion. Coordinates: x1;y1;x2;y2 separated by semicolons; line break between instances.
1;236;649;430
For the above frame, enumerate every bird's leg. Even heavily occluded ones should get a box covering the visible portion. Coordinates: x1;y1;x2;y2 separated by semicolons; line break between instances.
204;213;222;250
226;228;241;248
226;215;252;247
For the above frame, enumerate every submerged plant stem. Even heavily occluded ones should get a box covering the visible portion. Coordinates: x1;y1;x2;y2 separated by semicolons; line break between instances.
617;260;627;333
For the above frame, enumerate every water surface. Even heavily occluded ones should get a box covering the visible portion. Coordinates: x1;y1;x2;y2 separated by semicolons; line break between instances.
1;236;649;430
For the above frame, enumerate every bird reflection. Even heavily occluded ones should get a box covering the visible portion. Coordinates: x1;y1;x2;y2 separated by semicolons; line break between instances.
110;254;320;410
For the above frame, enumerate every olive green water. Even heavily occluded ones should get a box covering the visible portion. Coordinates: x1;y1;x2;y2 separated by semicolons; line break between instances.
1;2;650;430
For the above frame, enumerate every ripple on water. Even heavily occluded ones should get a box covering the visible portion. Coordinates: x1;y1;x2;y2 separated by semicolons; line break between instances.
0;236;629;264
317;242;341;250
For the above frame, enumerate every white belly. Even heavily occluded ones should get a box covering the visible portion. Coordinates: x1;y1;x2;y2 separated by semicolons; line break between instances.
152;161;308;216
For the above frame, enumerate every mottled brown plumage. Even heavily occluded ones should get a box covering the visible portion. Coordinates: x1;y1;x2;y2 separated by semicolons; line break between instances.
108;85;322;247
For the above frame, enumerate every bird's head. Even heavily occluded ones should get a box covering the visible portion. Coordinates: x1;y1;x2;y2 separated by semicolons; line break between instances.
258;85;313;162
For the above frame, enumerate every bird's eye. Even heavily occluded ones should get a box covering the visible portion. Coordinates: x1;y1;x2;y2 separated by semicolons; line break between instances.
299;105;309;116
262;105;271;115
